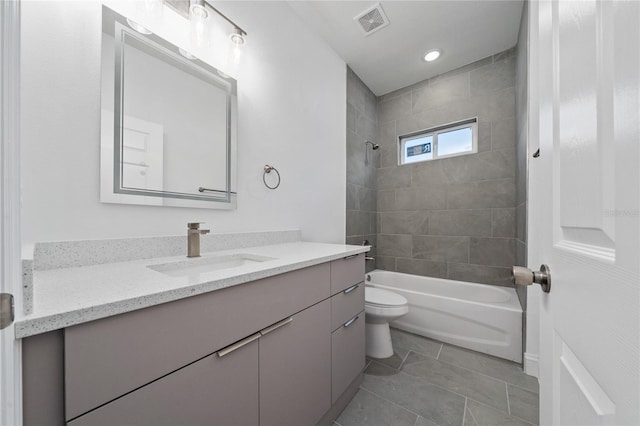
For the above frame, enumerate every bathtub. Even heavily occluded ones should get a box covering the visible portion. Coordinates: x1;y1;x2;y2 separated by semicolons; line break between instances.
366;270;522;362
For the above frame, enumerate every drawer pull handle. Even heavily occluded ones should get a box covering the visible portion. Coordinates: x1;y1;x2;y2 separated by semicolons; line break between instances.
343;284;359;294
343;315;359;328
344;254;358;260
217;333;261;358
260;317;293;336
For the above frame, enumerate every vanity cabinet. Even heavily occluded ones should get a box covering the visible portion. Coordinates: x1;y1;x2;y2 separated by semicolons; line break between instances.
22;253;366;426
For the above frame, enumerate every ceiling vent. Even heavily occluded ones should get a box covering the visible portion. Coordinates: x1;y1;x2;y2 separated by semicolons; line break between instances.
353;3;390;36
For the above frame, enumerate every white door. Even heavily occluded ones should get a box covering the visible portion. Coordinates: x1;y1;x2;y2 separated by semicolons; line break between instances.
0;0;23;425
529;1;639;425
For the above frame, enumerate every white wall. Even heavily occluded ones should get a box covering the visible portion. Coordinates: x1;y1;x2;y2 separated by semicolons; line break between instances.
20;1;346;257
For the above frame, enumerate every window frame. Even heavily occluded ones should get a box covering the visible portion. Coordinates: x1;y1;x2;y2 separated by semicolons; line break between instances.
398;117;478;165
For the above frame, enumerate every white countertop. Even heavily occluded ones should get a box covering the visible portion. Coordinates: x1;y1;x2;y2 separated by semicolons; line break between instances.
15;242;369;339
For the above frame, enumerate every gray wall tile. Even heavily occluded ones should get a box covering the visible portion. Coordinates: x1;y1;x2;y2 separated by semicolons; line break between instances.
447;263;513;287
412;73;470;114
413;235;469;263
492;208;516;237
395;186;448;211
378;93;412;123
467;149;516;181
396;258;448;278
378;121;396;147
469;237;516;267
447;179;515;209
492;117;516;150
516;202;526;241
356;114;378;142
380;211;429;235
478;121;492;152
429;210;492;237
377;190;396;212
347;103;356;131
378;234;412;257
380;145;398;168
376;255;396;271
470;57;516;96
346;210;371;237
346;184;358;210
378;166;411;189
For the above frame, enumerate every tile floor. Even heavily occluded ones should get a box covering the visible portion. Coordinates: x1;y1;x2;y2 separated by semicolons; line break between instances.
335;328;539;426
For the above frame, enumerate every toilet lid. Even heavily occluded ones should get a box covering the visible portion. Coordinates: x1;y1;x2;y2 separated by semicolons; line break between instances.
365;287;408;307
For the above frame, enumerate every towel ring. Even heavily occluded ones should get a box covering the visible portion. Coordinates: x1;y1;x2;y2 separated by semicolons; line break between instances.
263;165;280;190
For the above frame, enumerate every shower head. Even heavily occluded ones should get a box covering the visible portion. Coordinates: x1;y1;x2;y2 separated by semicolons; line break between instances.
365;140;380;150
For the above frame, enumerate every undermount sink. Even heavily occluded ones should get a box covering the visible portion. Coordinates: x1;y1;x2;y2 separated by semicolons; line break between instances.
148;253;277;277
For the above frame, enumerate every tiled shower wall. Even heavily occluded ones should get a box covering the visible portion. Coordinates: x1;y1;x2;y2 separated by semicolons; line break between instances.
346;67;379;273
375;49;518;287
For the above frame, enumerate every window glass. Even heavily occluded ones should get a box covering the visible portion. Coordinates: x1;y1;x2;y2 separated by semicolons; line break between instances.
437;127;473;156
399;118;477;165
404;135;433;164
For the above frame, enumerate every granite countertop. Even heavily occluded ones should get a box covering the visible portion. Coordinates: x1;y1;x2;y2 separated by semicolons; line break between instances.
16;241;369;339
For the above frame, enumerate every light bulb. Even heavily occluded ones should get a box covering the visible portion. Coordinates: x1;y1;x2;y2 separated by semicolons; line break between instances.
189;1;210;47
229;28;245;46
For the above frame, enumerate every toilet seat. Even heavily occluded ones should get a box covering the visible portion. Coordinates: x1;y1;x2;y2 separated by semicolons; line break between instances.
365;287;408;307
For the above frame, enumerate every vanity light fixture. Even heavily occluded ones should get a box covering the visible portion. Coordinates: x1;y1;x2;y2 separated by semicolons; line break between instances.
164;0;248;50
423;49;441;62
126;18;153;35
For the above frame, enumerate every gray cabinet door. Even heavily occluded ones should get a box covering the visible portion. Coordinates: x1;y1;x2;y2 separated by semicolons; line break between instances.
331;310;365;403
69;340;259;426
259;299;331;426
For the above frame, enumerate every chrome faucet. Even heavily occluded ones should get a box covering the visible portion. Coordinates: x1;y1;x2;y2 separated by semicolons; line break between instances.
187;222;210;258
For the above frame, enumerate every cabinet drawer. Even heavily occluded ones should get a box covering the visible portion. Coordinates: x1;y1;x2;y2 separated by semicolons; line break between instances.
331;283;364;332
69;339;259;426
65;263;330;420
330;254;364;294
331;310;365;403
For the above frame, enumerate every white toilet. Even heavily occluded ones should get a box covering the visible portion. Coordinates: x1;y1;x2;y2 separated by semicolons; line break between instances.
364;286;409;359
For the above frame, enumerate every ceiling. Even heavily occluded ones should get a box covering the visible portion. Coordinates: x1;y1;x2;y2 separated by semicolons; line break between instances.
288;1;524;96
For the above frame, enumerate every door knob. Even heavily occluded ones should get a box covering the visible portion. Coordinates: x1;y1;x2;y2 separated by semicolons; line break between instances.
512;264;551;293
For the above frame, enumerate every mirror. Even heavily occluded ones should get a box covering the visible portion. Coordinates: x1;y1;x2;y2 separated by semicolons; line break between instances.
100;6;237;209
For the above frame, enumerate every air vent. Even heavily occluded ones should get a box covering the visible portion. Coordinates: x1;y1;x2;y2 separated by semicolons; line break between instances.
353;3;390;36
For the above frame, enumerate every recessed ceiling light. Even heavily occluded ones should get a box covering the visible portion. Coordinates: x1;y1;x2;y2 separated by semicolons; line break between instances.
423;49;441;62
126;18;152;35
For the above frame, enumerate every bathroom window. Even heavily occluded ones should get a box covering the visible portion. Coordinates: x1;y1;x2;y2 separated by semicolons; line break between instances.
399;118;478;165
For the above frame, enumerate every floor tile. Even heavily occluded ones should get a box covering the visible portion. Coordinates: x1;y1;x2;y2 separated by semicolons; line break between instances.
337;388;418;426
402;352;510;412
466;399;533;425
390;328;442;359
365;360;399;376
362;371;465;426
415;416;439;426
507;384;539;425
367;352;405;370
438;344;539;393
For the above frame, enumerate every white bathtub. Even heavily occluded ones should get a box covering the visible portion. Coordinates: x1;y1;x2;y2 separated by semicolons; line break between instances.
366;270;522;362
